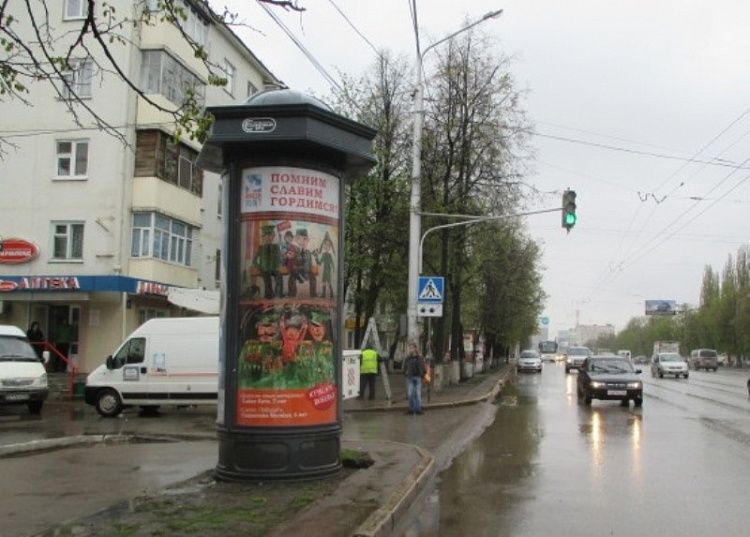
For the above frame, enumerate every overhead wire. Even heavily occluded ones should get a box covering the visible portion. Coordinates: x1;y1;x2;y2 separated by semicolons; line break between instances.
326;0;379;55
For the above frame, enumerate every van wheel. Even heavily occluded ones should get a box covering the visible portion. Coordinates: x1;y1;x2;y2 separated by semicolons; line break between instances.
96;389;123;417
28;401;43;414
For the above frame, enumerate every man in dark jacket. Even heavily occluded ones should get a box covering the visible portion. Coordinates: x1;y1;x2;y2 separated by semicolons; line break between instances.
403;342;426;415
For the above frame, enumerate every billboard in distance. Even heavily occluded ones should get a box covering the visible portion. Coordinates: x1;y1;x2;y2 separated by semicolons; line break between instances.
645;300;677;316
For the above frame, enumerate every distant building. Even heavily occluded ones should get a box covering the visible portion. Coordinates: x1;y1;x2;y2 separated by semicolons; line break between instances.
0;1;280;372
576;324;615;347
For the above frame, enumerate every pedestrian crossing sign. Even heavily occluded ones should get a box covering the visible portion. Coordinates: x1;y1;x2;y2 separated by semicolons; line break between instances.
418;276;444;303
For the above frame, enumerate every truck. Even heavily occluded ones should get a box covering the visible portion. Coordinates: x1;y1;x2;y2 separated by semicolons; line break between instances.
652;340;680;358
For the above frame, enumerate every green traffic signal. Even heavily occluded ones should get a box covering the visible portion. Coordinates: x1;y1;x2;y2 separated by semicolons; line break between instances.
562;189;577;231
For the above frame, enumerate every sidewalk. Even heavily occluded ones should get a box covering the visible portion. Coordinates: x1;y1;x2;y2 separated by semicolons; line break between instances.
20;364;512;537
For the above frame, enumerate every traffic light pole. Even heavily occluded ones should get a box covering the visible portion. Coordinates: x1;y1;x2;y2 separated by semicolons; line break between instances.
418;207;562;273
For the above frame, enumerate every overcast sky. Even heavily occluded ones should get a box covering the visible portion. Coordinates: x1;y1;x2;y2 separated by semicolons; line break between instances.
216;0;750;337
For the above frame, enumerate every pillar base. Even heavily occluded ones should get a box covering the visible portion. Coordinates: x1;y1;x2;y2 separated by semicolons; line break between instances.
215;426;342;481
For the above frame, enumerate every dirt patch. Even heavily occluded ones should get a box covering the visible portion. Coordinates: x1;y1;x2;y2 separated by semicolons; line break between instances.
40;467;356;537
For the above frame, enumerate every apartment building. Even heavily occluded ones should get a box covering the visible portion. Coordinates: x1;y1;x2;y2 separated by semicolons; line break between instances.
0;0;280;372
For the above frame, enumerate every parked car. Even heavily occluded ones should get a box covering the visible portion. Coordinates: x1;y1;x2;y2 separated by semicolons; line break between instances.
689;349;719;371
85;317;219;417
634;355;649;365
651;353;688;379
517;350;543;373
577;355;643;407
565;346;592;373
0;324;49;414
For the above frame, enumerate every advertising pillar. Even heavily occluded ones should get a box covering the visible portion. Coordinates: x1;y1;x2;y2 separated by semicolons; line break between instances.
199;89;375;480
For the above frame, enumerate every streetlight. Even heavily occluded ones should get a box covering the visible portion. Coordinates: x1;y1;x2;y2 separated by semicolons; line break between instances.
406;8;504;345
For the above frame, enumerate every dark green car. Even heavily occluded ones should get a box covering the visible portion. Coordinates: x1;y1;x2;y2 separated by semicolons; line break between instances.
577;356;643;407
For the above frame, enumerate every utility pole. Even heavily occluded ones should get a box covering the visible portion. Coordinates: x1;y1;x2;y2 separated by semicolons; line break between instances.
406;8;504;345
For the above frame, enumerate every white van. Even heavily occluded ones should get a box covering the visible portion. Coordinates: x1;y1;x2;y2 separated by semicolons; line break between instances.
0;324;49;414
85;317;219;417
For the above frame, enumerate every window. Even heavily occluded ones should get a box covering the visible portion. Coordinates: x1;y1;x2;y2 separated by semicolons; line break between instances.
140;50;205;106
215;249;221;282
220;59;235;95
247;81;258;98
56;140;88;178
52;222;84;260
134;130;203;195
60;58;93;99
180;1;208;46
138;308;167;325
114;337;146;365
63;0;86;20
131;212;194;266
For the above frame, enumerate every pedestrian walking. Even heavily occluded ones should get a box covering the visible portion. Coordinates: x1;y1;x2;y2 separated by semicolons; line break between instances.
403;342;426;415
359;347;379;400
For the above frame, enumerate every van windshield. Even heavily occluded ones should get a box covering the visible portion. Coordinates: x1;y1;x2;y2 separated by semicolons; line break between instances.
0;336;39;362
700;350;717;358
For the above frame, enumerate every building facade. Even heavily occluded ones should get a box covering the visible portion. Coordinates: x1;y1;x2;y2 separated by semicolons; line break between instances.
0;0;280;372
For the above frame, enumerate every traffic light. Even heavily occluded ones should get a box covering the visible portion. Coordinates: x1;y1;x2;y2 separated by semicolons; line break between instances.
562;190;577;231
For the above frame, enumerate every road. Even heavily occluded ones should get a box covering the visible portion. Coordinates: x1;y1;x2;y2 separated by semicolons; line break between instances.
401;363;750;537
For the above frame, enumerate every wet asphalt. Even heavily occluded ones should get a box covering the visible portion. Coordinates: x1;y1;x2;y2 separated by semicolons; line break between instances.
400;362;750;537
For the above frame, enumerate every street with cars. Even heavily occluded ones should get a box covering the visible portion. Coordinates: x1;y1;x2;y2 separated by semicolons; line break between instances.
401;360;750;537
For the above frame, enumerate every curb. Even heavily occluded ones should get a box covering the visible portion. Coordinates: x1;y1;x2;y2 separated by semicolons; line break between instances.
345;367;513;413
350;367;513;537
0;434;131;458
0;432;217;458
351;442;435;537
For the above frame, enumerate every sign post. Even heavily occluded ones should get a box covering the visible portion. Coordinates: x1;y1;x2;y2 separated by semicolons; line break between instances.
199;89;375;481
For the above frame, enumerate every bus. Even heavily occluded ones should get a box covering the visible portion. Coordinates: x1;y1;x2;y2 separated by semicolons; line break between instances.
538;340;558;362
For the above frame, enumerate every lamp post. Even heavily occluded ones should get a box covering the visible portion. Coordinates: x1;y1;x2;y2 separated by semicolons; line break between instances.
406;9;504;345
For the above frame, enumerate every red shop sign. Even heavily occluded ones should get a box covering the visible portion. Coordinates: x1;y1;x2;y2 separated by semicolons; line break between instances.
0;238;39;265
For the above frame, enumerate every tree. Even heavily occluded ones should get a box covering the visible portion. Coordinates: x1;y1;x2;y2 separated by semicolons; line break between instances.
0;0;286;150
419;29;531;360
327;52;412;347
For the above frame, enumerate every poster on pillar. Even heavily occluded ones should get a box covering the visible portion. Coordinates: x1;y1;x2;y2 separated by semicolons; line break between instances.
236;166;339;427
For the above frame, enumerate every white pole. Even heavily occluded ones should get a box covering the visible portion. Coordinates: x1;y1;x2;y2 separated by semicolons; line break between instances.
406;9;504;346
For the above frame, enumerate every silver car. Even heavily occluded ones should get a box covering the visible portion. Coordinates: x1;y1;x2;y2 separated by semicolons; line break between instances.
651;353;688;379
565;346;592;373
517;350;542;373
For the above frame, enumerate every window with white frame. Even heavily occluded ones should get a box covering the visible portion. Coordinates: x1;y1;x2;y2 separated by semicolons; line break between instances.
56;140;89;178
220;59;235;95
52;222;84;260
140;50;205;106
60;58;93;99
131;212;194;266
63;0;86;20
181;1;208;46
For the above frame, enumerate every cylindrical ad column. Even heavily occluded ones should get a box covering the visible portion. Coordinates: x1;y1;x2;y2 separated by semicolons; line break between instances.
225;164;341;478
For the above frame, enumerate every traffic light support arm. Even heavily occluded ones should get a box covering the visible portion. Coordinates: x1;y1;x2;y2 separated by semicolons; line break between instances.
418;207;561;273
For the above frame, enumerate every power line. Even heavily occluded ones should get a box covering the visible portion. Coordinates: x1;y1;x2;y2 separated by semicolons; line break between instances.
327;0;379;55
534;131;750;170
258;2;343;93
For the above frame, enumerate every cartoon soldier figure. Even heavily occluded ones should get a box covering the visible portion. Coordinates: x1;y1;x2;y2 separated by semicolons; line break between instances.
253;224;283;299
255;311;279;342
280;310;308;364
315;232;335;299
308;309;330;343
294;228;317;298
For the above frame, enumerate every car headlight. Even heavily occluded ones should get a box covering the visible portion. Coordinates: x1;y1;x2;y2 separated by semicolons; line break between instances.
627;382;641;389
590;381;605;388
566;357;573;363
34;373;48;387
